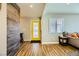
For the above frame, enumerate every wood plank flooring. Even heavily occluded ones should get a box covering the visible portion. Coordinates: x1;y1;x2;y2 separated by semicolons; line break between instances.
16;42;79;56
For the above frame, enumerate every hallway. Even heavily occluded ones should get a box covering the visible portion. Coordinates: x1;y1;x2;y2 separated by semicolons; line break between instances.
6;3;79;56
16;42;79;56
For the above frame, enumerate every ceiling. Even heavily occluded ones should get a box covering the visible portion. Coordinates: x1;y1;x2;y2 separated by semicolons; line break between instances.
17;3;45;17
44;3;79;14
17;3;79;17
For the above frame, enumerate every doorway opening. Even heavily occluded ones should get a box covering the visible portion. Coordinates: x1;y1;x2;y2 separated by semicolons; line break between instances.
31;19;41;43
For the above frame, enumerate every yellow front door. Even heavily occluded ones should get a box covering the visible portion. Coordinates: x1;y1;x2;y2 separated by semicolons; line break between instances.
32;19;41;41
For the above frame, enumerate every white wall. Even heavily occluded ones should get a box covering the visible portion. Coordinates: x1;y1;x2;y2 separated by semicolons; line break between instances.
47;14;79;33
41;5;59;44
41;3;79;44
64;15;79;33
0;3;7;56
20;17;31;41
41;14;79;43
41;14;59;44
20;17;39;41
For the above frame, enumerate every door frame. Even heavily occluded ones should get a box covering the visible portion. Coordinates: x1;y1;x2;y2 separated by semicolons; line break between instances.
31;19;41;43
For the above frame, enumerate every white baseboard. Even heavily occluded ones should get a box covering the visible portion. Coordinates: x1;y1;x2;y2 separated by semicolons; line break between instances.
0;53;7;56
42;42;59;44
24;39;31;41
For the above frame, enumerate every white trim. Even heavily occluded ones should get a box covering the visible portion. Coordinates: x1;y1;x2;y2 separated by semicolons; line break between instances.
23;39;31;41
42;42;59;44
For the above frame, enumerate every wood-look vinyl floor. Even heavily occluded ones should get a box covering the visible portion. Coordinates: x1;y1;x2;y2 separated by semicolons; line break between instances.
16;42;79;56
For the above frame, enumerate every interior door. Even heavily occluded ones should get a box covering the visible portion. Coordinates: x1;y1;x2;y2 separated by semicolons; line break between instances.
32;19;41;42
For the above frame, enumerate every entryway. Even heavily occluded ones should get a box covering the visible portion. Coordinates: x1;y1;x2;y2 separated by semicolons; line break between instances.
31;19;41;43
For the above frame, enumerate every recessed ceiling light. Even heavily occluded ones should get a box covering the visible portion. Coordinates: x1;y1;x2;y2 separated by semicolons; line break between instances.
66;3;70;5
30;5;33;8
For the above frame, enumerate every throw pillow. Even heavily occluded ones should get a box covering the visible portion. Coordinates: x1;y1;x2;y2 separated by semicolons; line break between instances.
71;33;78;38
